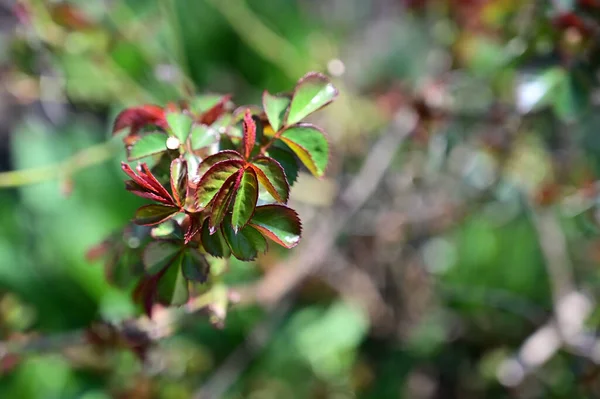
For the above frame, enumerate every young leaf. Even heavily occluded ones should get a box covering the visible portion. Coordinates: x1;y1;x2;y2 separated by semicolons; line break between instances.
249;205;302;248
195;160;244;209
263;91;291;132
222;216;267;261
182;249;210;283
113;105;167;138
196;151;244;178
209;169;243;233
280;124;329;178
133;204;178;226
266;146;299;185
190;123;218;151
143;241;181;275
285;72;338;126
201;219;231;258
182;214;202;244
122;163;175;205
157;255;188;306
199;95;232;125
127;132;167;161
170;158;188;207
166;110;194;143
242;109;256;159
251;157;289;203
231;168;259;232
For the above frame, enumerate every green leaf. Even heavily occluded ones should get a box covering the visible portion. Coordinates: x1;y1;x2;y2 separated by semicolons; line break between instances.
166;110;194;142
286;72;338;126
232;168;259;232
209;169;243;233
222;215;267;261
182;249;210;282
201;219;231;258
133;204;178;226
170;158;188;207
251;157;289;203
189;94;225;114
266;146;299;185
190;123;218;150
151;220;183;240
263;91;290;132
157;255;188;306
280;124;329;178
143;241;181;275
195;159;244;209
127;132;167;161
250;205;302;248
196;151;243;178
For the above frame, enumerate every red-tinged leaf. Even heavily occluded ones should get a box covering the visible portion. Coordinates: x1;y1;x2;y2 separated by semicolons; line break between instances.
266;147;300;186
139;164;175;203
195;160;245;209
121;162;175;205
196;151;244;180
125;180;174;205
263;91;291;132
285;72;338;125
157;254;189;306
113;105;167;141
182;249;210;282
251;157;289;203
242;109;256;159
170;158;188;207
231;168;259;232
133;204;178;226
143;241;181;275
280;124;329;178
249;205;302;248
199;95;232;125
49;3;94;31
183;214;202;244
86;241;110;262
209;169;243;233
222;215;268;261
201;219;231;258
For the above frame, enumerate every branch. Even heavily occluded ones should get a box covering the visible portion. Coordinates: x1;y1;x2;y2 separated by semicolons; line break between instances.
0;140;119;188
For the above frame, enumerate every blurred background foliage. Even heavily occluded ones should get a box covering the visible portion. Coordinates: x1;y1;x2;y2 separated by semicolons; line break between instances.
3;0;600;398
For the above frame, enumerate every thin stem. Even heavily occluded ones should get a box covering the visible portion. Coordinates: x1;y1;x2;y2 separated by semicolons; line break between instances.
0;140;119;188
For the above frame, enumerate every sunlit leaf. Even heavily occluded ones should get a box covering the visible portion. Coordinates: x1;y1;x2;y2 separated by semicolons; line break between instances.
195;160;244;209
190;123;218;151
201;219;231;258
232;168;259;232
263;91;291;132
151;220;183;240
170;158;188;207
222;215;267;261
143;241;181;275
133;204;178;226
209;169;243;233
166;109;194;143
286;72;338;125
127;132;167;161
250;205;301;248
251;157;289;203
182;249;210;282
157;255;188;306
280;124;329;178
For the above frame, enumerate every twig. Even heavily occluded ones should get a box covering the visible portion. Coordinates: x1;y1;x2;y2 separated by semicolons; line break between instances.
0;140;119;188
